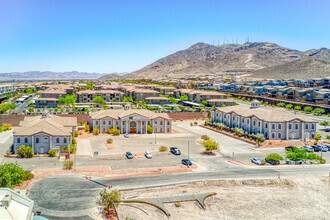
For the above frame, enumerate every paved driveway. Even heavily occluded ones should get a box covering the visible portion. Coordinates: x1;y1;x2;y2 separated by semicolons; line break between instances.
76;138;92;156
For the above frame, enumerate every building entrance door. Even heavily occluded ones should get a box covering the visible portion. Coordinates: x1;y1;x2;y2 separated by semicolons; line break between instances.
130;121;137;133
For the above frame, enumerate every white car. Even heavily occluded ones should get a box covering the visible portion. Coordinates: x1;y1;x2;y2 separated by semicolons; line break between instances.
144;150;152;159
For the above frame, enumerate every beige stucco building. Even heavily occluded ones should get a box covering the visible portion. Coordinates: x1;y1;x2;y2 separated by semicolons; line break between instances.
211;100;317;140
89;104;172;134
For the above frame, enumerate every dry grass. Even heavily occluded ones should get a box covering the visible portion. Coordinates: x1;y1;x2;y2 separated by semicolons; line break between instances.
118;178;330;220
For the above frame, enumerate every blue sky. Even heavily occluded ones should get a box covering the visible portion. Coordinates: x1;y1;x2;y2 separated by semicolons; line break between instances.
0;0;329;73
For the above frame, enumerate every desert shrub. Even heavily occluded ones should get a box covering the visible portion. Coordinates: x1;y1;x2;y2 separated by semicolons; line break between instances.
147;126;153;134
74;130;78;137
277;102;285;107
69;144;77;154
205;120;210;126
108;126;120;135
71;136;77;145
304;106;313;113
78;131;82;135
2;123;12;131
194;121;198;125
84;124;90;132
107;138;113;144
201;135;210;140
265;153;283;161
159;146;168;152
93;127;100;135
60;146;68;152
203;139;218;151
48;149;56;157
17;145;33;158
63;160;74;170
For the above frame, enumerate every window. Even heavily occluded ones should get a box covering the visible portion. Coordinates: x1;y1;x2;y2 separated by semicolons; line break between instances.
242;118;244;123
272;133;275;139
168;121;170;125
278;124;282;129
289;124;292;129
160;121;163;125
247;119;249;124
56;138;59;143
64;138;67;143
160;128;163;132
258;122;261;127
295;124;299;129
109;121;111;125
265;123;268;129
272;124;275;129
116;121;119;125
96;121;98;125
265;132;268;138
155;121;157;124
253;121;256;126
305;124;309;129
103;121;105;125
142;121;145;125
312;124;315;129
17;138;20;143
25;137;28;143
36;138;39;143
278;133;282;139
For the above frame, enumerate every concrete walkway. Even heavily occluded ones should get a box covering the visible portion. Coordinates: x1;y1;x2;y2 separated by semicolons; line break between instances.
76;138;93;156
123;192;216;216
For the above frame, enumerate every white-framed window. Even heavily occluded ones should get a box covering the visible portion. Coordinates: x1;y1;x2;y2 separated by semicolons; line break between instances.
272;133;275;138
64;138;67;143
295;124;299;129
278;133;282;139
289;124;292;129
305;124;309;129
265;123;268;129
278;124;282;129
272;124;275;129
312;124;315;129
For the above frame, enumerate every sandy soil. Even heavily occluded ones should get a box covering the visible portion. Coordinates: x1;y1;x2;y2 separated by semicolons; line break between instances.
117;178;330;220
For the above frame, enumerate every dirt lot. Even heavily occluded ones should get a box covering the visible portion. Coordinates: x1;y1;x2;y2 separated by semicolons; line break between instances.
117;178;330;220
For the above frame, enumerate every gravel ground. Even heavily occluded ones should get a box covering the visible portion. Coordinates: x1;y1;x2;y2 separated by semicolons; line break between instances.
117;178;330;220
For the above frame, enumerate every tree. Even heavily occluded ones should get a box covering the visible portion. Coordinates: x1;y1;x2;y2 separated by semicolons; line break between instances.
123;96;134;102
169;97;178;104
312;108;325;115
319;120;329;129
168;106;173;110
108;126;120;135
314;133;321;145
304;106;313;113
180;106;185;111
227;94;232;98
93;96;105;105
69;144;77;154
6;93;13;99
294;106;301;110
148;106;154;110
84;124;90;132
147;126;153;134
285;104;293;109
2;123;12;131
72;136;77;144
179;95;188;101
48;149;56;157
17;145;33;158
277;102;285;107
97;189;121;214
0;163;34;187
203;139;218;152
86;82;95;90
265;153;283;161
201;100;208;106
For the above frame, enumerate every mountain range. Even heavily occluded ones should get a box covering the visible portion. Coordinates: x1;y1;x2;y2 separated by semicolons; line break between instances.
123;42;330;80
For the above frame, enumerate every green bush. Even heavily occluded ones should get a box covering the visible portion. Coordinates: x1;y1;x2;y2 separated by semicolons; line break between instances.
107;138;113;144
108;126;120;135
194;121;198;125
159;146;168;152
84;124;90;132
74;130;78;137
60;146;69;152
48;149;56;157
201;135;210;140
205;120;210;126
63;160;74;170
203;139;218;151
93;127;100;135
17;145;33;158
304;106;313;113
0;163;34;187
72;136;77;145
265;153;283;161
147;126;153;134
277;103;285;107
69;144;77;154
312;108;325;115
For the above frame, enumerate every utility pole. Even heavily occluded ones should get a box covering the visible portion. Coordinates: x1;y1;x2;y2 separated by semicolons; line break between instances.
188;140;190;160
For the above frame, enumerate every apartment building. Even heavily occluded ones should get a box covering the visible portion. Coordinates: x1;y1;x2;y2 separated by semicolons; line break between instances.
76;90;124;103
211;100;316;140
0;84;15;99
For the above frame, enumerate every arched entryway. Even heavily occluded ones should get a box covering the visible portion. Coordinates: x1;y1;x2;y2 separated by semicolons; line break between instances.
130;121;137;133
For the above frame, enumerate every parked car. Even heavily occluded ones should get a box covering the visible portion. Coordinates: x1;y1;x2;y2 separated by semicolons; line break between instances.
251;158;261;165
311;145;321;152
182;159;192;166
324;145;330;151
302;146;314;152
286;159;303;165
170;147;181;155
266;159;280;165
285;146;296;151
124;133;129;138
144;150;152;159
325;128;330;132
320;146;328;152
126;151;133;159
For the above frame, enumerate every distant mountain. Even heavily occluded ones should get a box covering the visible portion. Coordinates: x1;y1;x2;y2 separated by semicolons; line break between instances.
98;73;124;81
122;42;330;79
249;58;330;79
0;71;109;81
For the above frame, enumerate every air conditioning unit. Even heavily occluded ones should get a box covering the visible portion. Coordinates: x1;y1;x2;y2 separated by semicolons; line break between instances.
1;195;12;208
